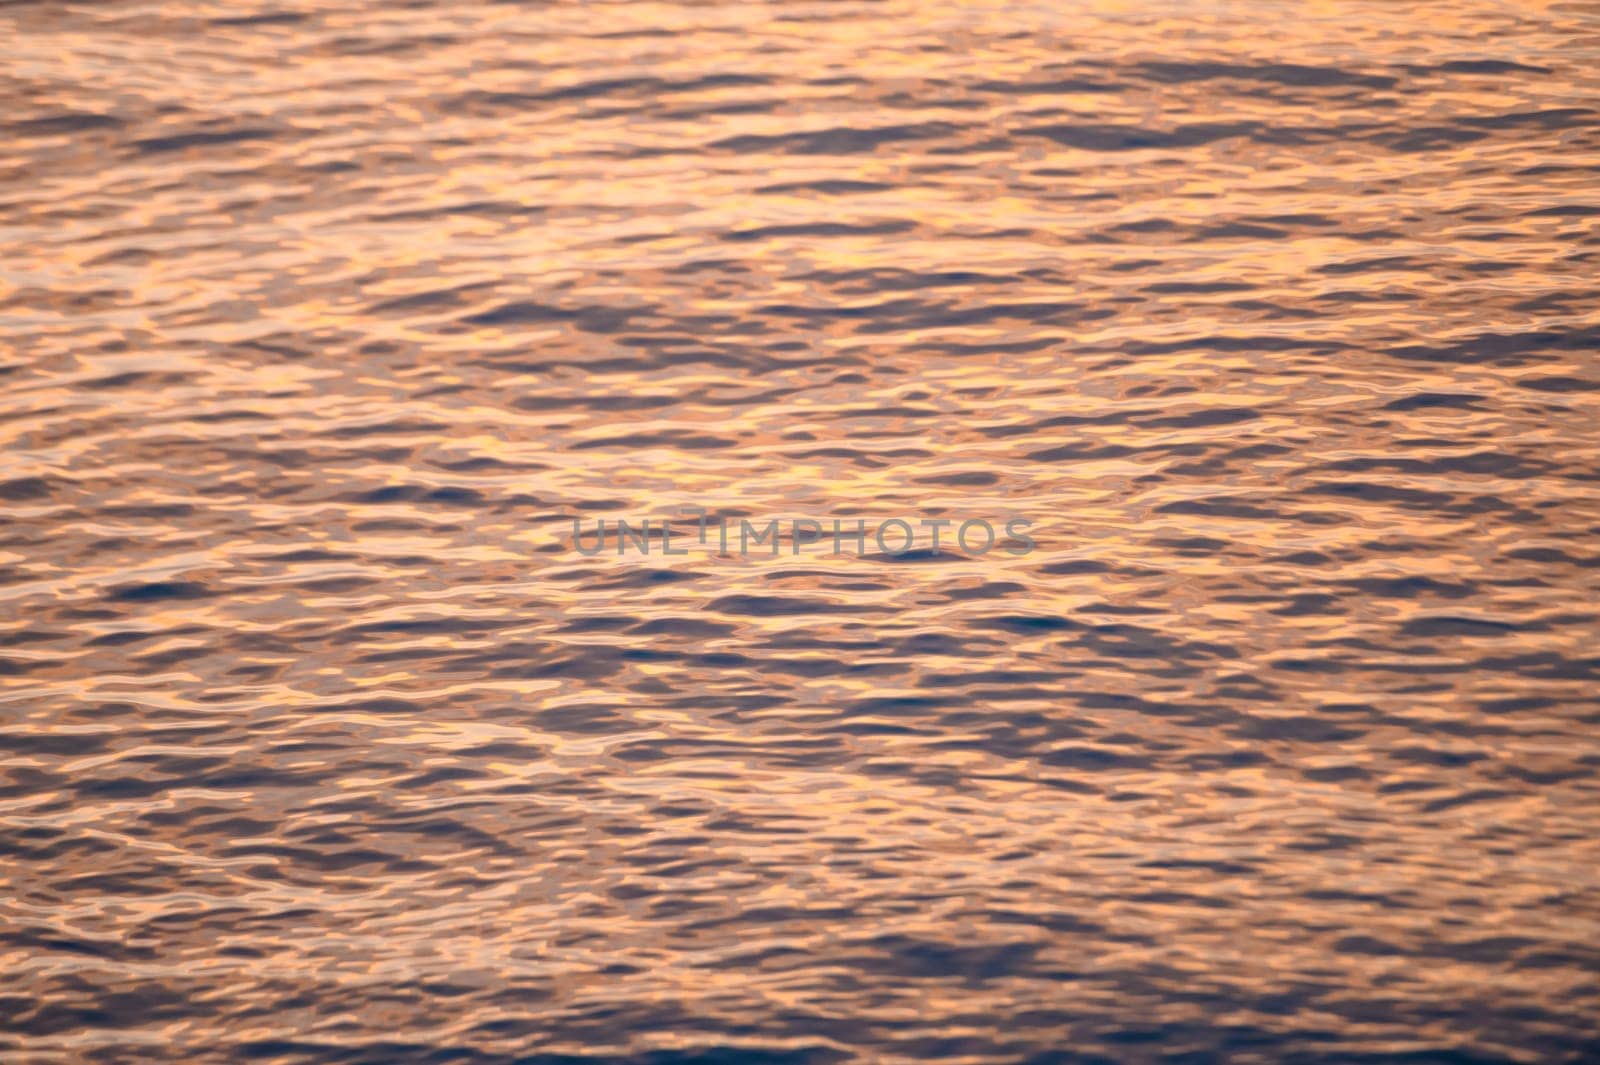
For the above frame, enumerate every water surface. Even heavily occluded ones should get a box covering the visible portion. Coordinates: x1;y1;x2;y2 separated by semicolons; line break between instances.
3;1;1600;1061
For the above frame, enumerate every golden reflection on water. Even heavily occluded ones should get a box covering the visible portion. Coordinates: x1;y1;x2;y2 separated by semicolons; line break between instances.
3;0;1600;1061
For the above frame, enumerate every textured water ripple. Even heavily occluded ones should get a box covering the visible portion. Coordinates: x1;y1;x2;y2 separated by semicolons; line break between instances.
2;0;1600;1062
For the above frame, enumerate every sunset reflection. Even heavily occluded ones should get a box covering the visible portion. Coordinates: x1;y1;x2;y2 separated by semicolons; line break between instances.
2;0;1599;1062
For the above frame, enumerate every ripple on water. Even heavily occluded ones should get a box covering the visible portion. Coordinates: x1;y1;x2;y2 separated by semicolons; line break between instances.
2;0;1600;1062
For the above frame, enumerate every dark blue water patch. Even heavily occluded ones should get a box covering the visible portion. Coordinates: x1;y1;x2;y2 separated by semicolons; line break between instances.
212;11;308;25
1523;205;1600;219
345;485;485;505
132;127;280;153
1303;482;1463;509
708;595;871;617
722;221;916;242
1155;498;1286;520
1316;452;1553;479
1384;392;1483;410
628;618;738;638
570;430;737;450
1141;280;1256;294
1136;59;1400;89
106;581;215;602
755;179;897;195
587;569;710;589
974;615;1080;634
1379;126;1493;152
9;112;126;135
711;122;964;155
0;476;59;501
1019;120;1266;150
1341;577;1477;599
1518;375;1600;393
1398;616;1526;637
514;393;681;412
1459;107;1597;131
1387;325;1600;364
1434;59;1554;76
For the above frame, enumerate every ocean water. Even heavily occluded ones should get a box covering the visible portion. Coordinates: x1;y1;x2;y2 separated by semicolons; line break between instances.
3;1;1600;1062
